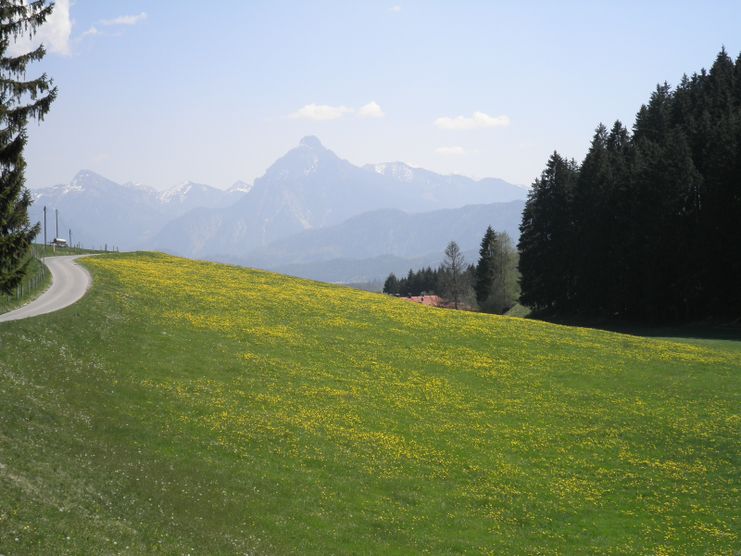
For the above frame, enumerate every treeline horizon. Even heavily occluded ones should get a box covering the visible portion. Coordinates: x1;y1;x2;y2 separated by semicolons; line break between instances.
383;265;461;299
383;228;520;314
519;48;741;322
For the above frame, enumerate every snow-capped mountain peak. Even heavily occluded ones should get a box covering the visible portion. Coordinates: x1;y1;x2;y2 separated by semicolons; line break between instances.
160;181;195;203
67;170;96;191
28;136;526;260
122;181;158;195
56;169;125;195
159;181;224;204
263;136;339;181
228;180;253;194
366;161;416;183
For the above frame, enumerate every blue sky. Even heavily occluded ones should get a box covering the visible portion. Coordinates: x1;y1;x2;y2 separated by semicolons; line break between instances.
20;1;741;190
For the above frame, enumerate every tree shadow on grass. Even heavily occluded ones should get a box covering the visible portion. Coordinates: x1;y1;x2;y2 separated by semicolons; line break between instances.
531;312;741;345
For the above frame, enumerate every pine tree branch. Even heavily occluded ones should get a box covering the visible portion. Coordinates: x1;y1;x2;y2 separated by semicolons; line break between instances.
0;130;25;167
3;88;56;128
0;44;45;74
0;2;53;40
0;73;52;100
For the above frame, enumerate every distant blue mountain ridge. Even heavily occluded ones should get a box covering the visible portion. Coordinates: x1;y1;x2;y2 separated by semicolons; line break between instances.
30;137;527;282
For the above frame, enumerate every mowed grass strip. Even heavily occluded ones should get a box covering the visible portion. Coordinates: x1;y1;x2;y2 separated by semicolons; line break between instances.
0;252;738;554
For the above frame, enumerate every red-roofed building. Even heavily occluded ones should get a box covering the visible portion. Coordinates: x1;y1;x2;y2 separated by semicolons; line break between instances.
403;294;445;307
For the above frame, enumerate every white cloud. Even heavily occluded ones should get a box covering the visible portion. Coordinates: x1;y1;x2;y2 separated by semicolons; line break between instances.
357;101;385;119
290;104;353;121
390;5;402;12
5;5;146;57
435;146;466;156
81;26;100;39
434;111;511;130
78;12;146;44
8;0;72;56
101;12;147;26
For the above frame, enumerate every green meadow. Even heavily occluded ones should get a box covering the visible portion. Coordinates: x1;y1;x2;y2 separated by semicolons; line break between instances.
0;253;738;554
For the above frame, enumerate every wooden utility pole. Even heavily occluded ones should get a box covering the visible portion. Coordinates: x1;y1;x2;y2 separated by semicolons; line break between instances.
43;205;47;248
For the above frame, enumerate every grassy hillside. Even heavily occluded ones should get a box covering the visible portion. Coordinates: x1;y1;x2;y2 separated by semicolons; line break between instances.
0;252;738;554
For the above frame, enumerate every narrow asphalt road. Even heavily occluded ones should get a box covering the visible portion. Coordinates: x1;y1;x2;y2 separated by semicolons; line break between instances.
0;255;93;323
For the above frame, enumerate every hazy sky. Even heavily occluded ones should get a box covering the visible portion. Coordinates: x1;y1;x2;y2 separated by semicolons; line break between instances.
19;1;741;190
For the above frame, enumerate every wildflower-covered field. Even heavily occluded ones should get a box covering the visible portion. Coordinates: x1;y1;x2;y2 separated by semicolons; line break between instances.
0;252;738;554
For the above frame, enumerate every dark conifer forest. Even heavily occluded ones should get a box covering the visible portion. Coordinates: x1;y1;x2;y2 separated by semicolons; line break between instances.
518;49;741;322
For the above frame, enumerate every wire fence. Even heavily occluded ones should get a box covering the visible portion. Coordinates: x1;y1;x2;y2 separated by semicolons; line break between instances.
13;260;47;299
0;253;49;313
1;243;111;313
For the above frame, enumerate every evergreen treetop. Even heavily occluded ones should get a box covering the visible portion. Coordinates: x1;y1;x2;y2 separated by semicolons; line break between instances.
518;48;741;321
0;0;56;294
474;226;496;305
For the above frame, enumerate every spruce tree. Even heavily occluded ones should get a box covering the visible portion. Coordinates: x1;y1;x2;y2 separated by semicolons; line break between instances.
475;226;520;314
474;226;496;305
604;121;634;316
383;273;399;294
734;53;741;105
0;1;56;294
699;50;739;315
571;124;611;314
519;48;741;321
518;152;578;313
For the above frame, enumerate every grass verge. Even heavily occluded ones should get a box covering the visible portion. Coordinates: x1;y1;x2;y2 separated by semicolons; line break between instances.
0;257;51;315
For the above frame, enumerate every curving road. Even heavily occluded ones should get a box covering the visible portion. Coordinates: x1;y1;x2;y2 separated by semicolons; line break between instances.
0;255;93;323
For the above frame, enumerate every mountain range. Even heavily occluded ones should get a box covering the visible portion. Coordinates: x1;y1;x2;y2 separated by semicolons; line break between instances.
29;137;528;282
244;201;524;278
30;171;247;249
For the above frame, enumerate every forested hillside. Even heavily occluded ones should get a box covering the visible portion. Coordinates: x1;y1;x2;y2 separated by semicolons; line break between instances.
519;49;741;321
